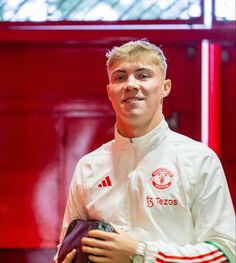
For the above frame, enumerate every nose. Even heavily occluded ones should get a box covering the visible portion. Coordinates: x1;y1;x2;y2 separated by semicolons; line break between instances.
124;75;139;91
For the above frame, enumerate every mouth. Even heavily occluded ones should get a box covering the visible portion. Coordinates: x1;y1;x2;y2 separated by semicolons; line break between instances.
122;97;144;103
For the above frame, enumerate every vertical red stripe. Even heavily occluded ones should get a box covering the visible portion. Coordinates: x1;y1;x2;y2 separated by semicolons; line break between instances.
208;43;221;157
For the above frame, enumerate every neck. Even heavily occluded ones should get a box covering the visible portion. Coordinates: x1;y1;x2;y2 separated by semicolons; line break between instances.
117;115;163;138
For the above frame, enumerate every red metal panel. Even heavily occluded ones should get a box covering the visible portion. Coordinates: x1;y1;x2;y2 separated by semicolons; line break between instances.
0;99;115;249
164;43;202;140
0;45;108;99
220;45;236;207
0;111;60;248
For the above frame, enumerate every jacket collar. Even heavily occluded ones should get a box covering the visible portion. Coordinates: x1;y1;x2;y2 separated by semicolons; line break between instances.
114;116;169;151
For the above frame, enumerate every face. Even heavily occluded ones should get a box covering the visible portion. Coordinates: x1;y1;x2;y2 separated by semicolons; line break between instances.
107;58;171;134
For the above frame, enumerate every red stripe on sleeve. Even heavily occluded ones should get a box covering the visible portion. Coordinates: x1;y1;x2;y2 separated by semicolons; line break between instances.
156;249;226;262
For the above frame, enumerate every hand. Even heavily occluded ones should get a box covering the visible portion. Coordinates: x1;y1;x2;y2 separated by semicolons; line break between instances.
62;249;76;263
81;225;137;263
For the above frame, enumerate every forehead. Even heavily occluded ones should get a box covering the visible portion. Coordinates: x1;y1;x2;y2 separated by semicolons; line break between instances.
108;57;161;76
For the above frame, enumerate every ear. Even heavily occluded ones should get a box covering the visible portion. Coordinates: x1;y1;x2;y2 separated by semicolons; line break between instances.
107;84;112;101
162;79;171;98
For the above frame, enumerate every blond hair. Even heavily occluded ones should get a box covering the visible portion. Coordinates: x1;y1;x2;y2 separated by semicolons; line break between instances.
106;39;167;76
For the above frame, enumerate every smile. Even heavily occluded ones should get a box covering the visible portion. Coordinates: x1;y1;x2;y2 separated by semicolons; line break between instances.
123;98;143;103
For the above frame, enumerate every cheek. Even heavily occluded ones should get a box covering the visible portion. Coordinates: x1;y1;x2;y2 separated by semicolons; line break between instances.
109;90;118;101
146;88;163;105
108;86;123;100
143;80;162;93
108;91;121;110
143;86;162;98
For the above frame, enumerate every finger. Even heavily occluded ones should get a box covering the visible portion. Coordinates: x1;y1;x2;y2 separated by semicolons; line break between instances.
88;254;110;263
82;237;106;248
88;229;115;240
82;245;106;256
62;249;76;263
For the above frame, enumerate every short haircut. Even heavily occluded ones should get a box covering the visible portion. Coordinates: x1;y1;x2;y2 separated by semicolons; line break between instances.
106;39;167;77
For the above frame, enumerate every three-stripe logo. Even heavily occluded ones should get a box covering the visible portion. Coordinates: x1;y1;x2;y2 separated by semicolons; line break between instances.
98;176;112;187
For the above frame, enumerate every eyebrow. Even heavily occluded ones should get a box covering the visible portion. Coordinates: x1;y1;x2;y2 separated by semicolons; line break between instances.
111;69;126;75
135;68;153;73
111;67;152;76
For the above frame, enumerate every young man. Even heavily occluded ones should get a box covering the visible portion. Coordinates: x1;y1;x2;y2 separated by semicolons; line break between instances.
57;40;235;263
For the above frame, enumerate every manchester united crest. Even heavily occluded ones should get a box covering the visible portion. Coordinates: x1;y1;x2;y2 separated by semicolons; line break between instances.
150;168;175;191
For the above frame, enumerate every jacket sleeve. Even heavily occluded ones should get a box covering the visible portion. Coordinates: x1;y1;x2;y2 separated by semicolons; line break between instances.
143;150;235;263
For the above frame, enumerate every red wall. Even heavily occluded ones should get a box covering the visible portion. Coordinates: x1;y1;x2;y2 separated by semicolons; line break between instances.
220;45;236;202
0;23;235;262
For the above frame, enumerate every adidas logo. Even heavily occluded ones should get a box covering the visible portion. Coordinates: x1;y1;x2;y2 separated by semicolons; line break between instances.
98;176;112;187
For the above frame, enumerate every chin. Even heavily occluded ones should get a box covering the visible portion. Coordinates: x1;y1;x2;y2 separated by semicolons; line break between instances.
123;110;143;117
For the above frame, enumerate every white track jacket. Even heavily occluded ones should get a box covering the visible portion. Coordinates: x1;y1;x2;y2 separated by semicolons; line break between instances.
59;118;235;263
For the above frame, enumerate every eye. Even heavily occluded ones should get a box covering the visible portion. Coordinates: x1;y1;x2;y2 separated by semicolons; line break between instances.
112;74;126;83
117;75;125;81
138;73;150;80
